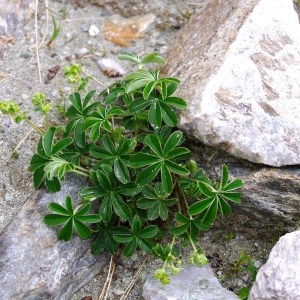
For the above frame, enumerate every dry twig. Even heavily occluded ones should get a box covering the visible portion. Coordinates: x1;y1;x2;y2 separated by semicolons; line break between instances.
98;256;116;300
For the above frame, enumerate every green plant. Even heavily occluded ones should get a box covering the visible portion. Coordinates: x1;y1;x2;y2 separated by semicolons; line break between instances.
231;249;258;299
47;15;61;48
0;52;243;284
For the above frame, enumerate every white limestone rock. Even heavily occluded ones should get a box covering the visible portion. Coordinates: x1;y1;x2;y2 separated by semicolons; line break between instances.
164;0;300;167
249;231;300;300
142;265;239;300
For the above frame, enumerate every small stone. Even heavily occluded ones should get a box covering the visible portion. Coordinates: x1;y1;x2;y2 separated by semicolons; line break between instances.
20;52;32;58
98;57;126;77
75;47;90;58
81;24;89;32
113;288;125;296
89;24;100;37
104;14;155;47
143;265;239;300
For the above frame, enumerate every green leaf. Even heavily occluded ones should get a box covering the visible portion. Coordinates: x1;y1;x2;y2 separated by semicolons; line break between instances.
147;203;159;220
166;147;190;159
163;131;183;155
221;164;229;188
44;214;70;225
140;53;166;65
164;160;189;176
42;127;56;156
76;214;101;223
145;134;163;156
123;238;137;256
48;202;70;215
52;137;73;154
174;212;189;224
112;195;131;220
79;187;105;201
143;81;156;100
218;197;232;217
170;223;189;235
132;216;141;234
202;199;218;225
74;219;91;239
33;166;46;189
83;90;95;107
148;101;162;128
220;192;241;203
114;159;130;184
126;78;151;94
138;225;158;238
74;119;85;148
129;153;160;168
58;219;73;241
113;233;133;243
136;162;161;185
128;98;151;113
118;53;141;65
199;182;216;197
161;163;172;194
188;197;215;215
223;179;244;191
69;93;83;113
163;97;187;109
45;177;61;192
161;102;178;126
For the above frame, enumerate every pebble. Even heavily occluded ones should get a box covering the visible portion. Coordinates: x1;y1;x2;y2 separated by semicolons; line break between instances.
112;288;125;296
75;47;90;59
20;52;32;58
81;25;89;32
89;25;100;37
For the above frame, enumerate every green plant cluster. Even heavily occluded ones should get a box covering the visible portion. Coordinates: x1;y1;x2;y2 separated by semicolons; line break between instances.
0;53;243;284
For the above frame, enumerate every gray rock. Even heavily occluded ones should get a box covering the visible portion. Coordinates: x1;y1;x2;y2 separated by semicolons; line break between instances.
0;0;34;35
187;142;300;224
163;0;300;167
142;265;239;300
249;231;300;300
234;166;300;223
0;176;109;299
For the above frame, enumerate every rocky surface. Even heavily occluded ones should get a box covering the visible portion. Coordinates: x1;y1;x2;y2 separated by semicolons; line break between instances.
143;265;239;300
0;0;299;299
163;0;300;167
249;231;300;300
0;175;110;299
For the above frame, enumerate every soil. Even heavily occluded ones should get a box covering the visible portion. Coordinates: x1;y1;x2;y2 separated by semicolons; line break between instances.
0;1;296;299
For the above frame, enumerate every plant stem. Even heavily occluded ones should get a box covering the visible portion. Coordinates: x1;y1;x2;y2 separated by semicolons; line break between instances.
74;165;90;174
24;118;45;135
72;169;89;177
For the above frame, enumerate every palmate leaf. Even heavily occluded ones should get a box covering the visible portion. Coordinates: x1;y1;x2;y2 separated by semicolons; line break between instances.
83;106;124;141
90;135;136;184
170;212;209;238
29;127;74;192
129;132;190;193
187;164;243;225
92;218;128;254
44;195;101;241
114;215;159;256
64;91;98;147
80;167;133;222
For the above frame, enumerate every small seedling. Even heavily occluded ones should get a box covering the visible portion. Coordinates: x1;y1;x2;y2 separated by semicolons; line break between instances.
47;16;61;48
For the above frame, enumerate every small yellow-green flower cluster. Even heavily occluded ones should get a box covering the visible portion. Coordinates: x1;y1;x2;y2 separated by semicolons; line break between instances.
31;92;52;115
0;100;26;123
189;251;208;267
154;268;170;285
